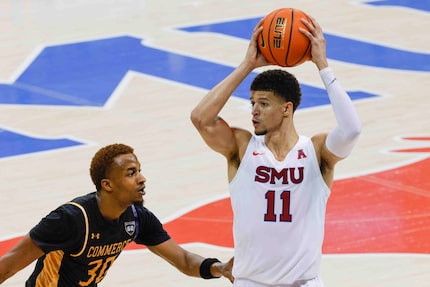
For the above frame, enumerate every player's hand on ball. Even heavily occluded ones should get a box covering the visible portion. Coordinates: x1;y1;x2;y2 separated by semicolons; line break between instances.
300;16;328;70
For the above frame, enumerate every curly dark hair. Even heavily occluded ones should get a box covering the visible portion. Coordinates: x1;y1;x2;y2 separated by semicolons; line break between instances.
90;143;134;191
250;69;302;112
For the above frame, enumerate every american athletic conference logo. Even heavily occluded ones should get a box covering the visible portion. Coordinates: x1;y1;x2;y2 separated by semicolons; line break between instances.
124;221;136;236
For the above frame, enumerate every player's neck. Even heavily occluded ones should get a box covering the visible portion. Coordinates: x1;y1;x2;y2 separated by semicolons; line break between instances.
96;193;126;223
264;129;299;161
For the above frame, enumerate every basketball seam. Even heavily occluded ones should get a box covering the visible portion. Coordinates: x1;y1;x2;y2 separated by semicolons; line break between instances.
285;9;294;66
268;8;283;66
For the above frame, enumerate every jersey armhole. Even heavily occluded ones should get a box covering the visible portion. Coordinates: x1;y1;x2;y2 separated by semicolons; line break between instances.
230;135;256;187
67;202;89;257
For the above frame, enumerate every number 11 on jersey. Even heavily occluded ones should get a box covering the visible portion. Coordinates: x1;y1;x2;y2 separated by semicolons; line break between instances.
264;190;292;222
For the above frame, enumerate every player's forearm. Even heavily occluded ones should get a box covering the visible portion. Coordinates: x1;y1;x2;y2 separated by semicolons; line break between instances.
315;58;328;71
0;270;12;284
0;267;10;284
182;252;233;282
0;234;44;285
321;67;362;157
0;253;21;284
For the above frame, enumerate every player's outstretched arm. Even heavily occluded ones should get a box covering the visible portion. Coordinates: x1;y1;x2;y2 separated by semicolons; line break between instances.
0;234;44;284
148;239;234;283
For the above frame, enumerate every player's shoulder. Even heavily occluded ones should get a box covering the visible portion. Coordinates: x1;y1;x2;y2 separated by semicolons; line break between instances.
311;133;328;149
132;202;153;216
233;127;252;142
132;202;163;224
34;195;92;231
311;132;340;169
59;192;97;217
234;128;252;152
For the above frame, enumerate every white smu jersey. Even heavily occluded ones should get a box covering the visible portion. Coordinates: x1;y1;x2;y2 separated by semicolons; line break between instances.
229;135;330;285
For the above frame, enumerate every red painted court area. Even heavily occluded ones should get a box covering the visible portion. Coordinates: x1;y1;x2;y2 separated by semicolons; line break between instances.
1;139;429;255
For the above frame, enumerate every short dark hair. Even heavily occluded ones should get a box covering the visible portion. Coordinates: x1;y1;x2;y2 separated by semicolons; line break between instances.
90;143;134;191
250;69;302;112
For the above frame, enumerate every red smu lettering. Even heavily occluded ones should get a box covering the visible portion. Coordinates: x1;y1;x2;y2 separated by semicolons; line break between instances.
255;166;304;184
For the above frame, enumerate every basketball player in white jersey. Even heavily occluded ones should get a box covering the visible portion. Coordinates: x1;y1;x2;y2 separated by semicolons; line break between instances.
190;16;361;287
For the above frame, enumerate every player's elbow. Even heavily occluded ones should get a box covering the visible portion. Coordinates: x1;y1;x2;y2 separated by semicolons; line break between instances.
340;123;362;149
326;123;362;158
340;115;362;143
190;108;203;130
190;107;214;132
349;120;362;142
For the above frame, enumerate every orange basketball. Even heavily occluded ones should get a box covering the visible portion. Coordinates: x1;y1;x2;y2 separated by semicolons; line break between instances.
258;8;312;67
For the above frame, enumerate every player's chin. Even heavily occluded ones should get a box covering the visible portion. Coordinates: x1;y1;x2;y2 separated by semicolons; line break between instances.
133;196;144;204
254;129;267;136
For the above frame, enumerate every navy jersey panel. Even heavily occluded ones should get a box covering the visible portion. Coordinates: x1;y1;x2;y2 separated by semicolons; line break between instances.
133;202;171;246
29;202;86;254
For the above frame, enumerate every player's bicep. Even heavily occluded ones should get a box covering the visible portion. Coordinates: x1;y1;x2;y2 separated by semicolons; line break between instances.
195;116;239;157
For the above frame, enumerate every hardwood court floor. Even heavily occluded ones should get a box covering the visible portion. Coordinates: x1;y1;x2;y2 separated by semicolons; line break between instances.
0;0;429;286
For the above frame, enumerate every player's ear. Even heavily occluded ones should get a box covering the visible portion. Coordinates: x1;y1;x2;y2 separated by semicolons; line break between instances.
101;179;113;191
283;102;291;116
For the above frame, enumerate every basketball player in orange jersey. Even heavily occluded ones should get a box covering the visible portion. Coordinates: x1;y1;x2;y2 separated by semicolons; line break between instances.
191;15;361;287
0;143;233;286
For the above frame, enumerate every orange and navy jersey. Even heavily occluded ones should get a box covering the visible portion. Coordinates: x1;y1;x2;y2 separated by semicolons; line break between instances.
26;192;170;287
